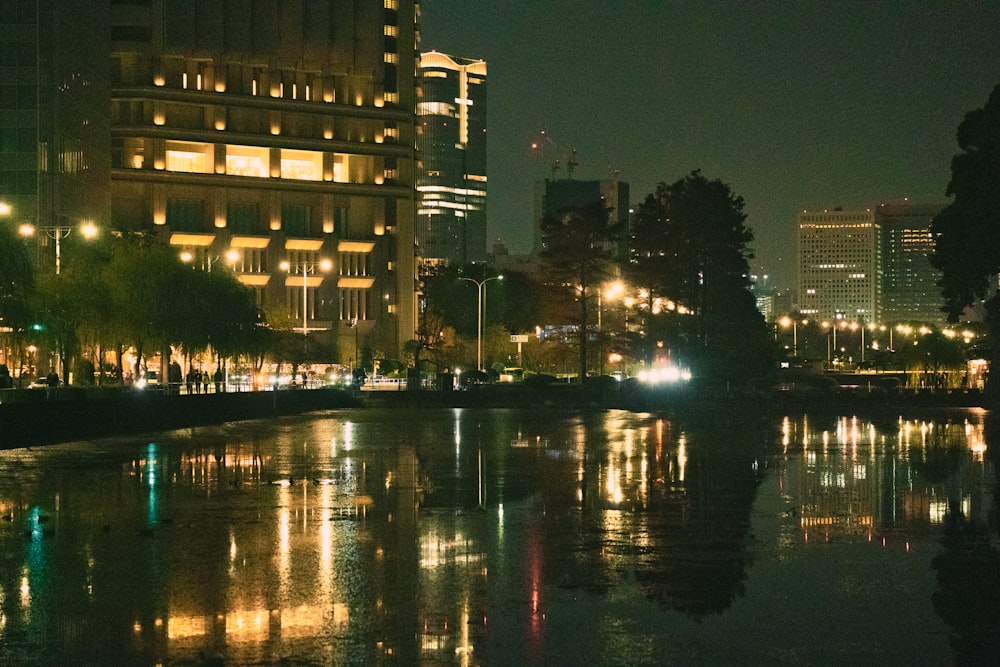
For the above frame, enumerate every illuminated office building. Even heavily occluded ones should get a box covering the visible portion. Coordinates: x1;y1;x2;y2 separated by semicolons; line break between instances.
0;0;419;360
797;209;880;322
876;203;947;326
797;204;948;326
416;52;487;265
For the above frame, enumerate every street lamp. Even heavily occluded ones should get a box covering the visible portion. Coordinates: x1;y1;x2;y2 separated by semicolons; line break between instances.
180;248;240;271
461;274;503;371
18;219;98;275
779;315;805;357
280;258;332;334
598;281;624;375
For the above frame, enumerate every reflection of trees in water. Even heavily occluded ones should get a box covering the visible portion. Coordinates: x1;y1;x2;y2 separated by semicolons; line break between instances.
546;415;769;619
932;413;1000;663
633;427;766;617
907;445;965;485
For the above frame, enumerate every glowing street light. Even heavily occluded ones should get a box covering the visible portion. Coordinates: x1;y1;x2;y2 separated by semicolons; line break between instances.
281;257;332;334
779;315;807;357
461;274;503;371
180;248;240;271
18;216;99;275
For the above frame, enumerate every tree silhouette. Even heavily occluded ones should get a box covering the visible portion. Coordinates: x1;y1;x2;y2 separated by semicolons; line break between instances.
539;200;621;383
629;171;772;385
931;83;1000;404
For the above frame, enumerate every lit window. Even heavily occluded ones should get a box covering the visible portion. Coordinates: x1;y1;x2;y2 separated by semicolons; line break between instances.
280;149;322;181
165;141;211;173
226;145;269;178
384;25;398;37
384;52;398;64
332;155;347;183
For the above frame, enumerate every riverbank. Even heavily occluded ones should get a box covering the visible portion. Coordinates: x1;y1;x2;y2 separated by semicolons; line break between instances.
0;383;988;449
0;387;360;449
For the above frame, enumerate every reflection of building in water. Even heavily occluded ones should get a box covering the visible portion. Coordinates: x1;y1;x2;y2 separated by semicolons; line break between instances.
780;415;991;540
120;422;408;663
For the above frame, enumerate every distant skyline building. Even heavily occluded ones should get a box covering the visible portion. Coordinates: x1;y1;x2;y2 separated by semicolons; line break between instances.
796;203;949;325
876;202;947;325
532;177;629;258
0;0;420;362
797;209;880;323
416;51;487;265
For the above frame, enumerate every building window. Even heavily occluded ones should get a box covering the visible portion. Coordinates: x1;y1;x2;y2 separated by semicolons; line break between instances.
332;154;347;183
334;207;348;237
226;145;269;177
280;149;322;181
227;202;260;234
165;141;212;173
166;199;204;232
281;204;310;237
231;247;265;273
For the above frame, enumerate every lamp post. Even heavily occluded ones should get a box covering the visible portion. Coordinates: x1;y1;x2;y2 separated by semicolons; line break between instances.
461;274;503;371
180;248;240;272
18;219;98;275
280;258;332;334
779;315;801;357
598;281;624;376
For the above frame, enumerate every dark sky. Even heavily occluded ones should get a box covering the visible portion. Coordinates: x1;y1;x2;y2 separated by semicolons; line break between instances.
419;1;1000;287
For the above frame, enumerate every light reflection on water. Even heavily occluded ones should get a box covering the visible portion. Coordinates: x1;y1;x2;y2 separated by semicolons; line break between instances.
0;408;996;665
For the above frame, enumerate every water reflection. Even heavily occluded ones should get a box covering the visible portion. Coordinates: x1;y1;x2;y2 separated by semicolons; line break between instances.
0;408;996;664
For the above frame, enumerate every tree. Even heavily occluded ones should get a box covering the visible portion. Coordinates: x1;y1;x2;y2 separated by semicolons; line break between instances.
931;83;1000;404
0;221;35;374
629;171;772;385
539;200;621;383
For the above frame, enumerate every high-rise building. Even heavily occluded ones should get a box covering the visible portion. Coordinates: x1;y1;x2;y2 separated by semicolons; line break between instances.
797;209;880;322
876;202;947;325
416;51;486;266
532;177;629;259
0;0;419;361
796;205;950;326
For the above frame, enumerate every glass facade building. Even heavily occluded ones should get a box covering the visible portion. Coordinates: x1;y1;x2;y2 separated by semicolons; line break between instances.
416;52;487;266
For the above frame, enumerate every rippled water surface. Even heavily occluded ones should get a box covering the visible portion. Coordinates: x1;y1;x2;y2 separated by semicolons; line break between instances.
0;407;997;665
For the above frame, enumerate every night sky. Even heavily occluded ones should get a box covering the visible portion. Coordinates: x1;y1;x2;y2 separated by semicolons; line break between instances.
420;1;1000;288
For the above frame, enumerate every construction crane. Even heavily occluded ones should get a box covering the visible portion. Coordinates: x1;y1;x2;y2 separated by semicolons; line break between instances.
531;131;578;180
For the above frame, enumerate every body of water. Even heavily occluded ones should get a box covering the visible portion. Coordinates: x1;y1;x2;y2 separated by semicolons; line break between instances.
0;407;997;665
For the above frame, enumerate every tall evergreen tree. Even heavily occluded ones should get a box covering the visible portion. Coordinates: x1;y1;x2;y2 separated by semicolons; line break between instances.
629;171;771;385
931;83;1000;404
539;200;621;383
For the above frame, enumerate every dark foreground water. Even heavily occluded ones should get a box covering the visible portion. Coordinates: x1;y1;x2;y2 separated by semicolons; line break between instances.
1;407;998;666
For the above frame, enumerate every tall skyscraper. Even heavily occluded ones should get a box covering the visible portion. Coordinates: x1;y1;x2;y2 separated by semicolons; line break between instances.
416;51;487;266
1;0;419;361
797;209;880;322
876;202;947;325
